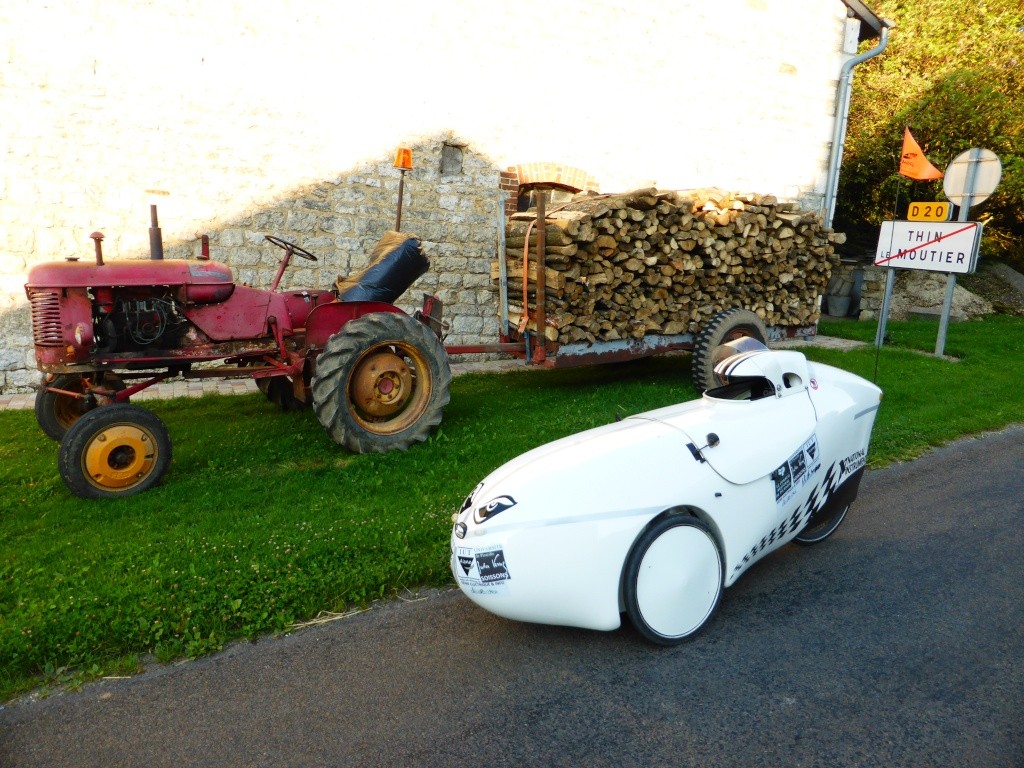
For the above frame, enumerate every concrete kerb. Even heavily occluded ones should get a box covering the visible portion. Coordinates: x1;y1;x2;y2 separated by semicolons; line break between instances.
0;337;864;413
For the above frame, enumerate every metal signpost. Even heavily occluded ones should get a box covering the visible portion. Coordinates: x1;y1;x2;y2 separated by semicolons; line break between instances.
935;148;1001;355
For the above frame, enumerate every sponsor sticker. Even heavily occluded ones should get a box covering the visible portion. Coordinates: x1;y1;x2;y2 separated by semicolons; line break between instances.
840;448;866;478
773;435;821;508
454;546;511;595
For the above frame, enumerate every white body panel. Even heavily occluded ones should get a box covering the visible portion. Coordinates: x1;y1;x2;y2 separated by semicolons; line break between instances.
451;351;881;634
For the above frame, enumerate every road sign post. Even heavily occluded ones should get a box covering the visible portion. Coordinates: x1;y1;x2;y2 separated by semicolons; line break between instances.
873;220;982;351
934;148;1002;355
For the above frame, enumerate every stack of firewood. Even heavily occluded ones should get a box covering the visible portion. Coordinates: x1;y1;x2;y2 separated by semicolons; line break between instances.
495;188;844;344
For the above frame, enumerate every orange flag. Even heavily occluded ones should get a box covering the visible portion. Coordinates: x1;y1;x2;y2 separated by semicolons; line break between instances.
899;128;943;180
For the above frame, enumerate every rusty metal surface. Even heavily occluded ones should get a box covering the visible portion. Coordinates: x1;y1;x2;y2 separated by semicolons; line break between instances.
447;324;816;369
545;334;697;368
304;301;405;349
534;193;547;363
444;342;528;356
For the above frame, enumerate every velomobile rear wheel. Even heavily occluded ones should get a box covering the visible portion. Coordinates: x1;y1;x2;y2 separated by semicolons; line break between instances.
623;515;723;645
793;503;850;545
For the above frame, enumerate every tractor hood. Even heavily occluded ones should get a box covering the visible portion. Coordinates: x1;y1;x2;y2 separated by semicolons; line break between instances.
26;259;233;289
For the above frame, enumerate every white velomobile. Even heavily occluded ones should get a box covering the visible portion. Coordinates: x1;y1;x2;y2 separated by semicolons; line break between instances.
450;338;882;644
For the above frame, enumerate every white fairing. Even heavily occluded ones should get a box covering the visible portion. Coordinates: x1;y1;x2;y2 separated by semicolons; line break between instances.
451;348;881;634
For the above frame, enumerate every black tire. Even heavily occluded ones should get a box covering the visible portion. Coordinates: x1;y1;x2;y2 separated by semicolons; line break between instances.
35;373;125;441
311;312;451;453
58;404;172;500
690;308;768;392
622;514;723;645
793;503;850;546
260;376;310;412
240;358;309;413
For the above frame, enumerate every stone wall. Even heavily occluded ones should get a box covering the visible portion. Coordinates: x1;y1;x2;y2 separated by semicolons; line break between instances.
176;136;505;347
825;262;887;319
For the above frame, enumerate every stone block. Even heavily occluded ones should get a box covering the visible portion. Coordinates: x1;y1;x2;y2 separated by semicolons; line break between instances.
253;211;288;230
4;364;38;390
320;215;355;235
218;228;245;247
286;211;318;233
450;313;485;336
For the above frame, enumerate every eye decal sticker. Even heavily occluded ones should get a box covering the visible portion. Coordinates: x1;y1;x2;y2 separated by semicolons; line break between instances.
473;495;518;524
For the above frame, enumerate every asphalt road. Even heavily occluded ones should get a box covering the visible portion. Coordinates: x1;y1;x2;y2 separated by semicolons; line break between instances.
3;426;1022;767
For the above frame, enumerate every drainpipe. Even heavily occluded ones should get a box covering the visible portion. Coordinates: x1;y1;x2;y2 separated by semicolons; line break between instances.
822;20;892;228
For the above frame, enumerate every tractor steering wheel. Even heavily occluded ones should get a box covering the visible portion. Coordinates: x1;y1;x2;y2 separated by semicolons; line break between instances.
264;235;318;262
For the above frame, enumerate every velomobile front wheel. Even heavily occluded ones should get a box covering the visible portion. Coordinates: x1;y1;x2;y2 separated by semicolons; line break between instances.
623;515;723;645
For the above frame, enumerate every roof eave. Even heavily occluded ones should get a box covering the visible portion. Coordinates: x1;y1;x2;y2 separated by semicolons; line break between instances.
841;0;891;41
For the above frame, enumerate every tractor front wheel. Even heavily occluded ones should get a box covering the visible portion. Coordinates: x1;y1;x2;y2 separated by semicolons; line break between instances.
311;313;451;453
58;404;172;499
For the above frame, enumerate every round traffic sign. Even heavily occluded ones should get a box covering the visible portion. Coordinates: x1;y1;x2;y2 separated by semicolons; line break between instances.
943;148;1002;207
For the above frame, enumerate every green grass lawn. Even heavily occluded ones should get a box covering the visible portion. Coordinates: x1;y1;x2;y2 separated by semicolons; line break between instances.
2;314;1023;700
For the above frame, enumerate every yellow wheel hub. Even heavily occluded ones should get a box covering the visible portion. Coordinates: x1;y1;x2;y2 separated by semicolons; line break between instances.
82;424;158;490
351;350;414;419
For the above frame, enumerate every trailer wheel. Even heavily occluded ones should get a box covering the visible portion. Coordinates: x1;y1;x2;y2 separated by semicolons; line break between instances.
311;312;451;453
691;309;768;392
623;514;723;645
58;404;171;499
36;373;125;441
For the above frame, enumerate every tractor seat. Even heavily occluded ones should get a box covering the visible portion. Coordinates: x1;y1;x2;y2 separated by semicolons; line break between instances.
336;231;428;304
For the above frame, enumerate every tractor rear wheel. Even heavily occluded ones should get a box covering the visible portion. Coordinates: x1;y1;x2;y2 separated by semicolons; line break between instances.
690;309;768;392
35;373;125;441
311;313;451;453
58;403;171;499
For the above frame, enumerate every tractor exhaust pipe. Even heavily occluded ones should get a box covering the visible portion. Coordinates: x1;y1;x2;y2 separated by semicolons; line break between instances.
90;231;105;266
149;204;164;260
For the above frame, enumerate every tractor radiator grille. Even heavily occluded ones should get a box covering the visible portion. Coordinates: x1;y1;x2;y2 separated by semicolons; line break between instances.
28;289;64;346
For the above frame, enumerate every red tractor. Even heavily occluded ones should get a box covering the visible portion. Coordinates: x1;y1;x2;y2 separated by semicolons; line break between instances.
25;215;451;499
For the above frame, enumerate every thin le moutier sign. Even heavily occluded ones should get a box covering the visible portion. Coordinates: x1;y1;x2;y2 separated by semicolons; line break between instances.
874;221;983;275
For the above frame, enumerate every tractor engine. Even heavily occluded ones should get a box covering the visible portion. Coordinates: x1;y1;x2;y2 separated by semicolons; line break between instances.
93;287;189;353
